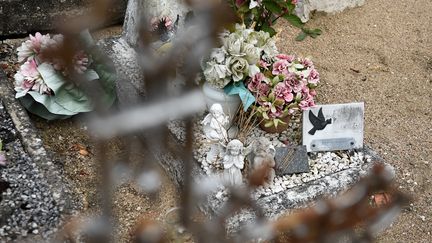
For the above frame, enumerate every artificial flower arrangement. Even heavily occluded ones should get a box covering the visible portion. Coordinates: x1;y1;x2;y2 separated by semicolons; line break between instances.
14;31;116;120
246;53;319;130
203;24;278;107
202;24;320;131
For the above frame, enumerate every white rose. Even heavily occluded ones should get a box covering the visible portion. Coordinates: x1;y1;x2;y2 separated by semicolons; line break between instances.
227;57;249;82
204;61;231;88
223;33;244;57
241;43;261;64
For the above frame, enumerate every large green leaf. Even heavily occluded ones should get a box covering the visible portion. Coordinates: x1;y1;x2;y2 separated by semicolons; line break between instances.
37;63;94;113
224;82;255;111
20;95;72;120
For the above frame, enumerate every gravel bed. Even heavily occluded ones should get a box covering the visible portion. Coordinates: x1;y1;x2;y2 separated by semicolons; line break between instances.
183;114;373;201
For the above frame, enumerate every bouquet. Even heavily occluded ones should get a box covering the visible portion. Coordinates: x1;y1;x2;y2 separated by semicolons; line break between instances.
14;31;116;120
202;24;278;108
246;53;319;128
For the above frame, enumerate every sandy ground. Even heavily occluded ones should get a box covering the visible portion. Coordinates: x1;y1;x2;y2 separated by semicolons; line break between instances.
2;0;431;241
276;0;432;241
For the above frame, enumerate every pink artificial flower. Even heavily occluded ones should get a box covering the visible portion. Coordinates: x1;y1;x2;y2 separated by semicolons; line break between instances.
269;106;283;119
20;59;39;78
247;73;270;96
308;68;320;84
285;73;304;93
272;59;289;76
301;58;314;68
276;54;295;63
259;59;271;69
299;95;316;110
17;32;51;62
273;82;294;103
309;89;317;96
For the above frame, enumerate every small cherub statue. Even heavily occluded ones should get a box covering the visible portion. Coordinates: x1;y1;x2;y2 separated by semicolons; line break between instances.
248;137;276;185
201;103;229;163
222;139;245;186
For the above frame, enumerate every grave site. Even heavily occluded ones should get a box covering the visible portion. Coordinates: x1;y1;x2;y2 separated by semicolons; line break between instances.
0;0;431;242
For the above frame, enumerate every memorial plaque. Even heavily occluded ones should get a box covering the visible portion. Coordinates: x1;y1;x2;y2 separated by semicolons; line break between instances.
274;145;309;175
302;103;364;152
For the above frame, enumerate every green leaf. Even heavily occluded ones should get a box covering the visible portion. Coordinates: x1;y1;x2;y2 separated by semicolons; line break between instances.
263;1;283;14
264;120;274;128
26;92;77;116
295;31;307;41
261;23;277;37
224;82;256;111
19;95;72;120
282;14;304;28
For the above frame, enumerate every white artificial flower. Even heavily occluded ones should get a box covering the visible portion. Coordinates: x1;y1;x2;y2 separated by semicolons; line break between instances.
227;57;249;82
204;61;231;88
223;33;244;57
262;38;278;57
241;43;261;64
210;47;227;64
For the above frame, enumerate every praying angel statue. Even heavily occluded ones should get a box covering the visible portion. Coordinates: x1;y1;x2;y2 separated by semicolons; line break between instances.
222;139;244;186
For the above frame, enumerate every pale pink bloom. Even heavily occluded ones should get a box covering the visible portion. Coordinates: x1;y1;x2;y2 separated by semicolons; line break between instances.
247;73;269;96
285;73;304;93
301;58;314;68
17;32;51;62
272;59;289;76
276;54;295;63
291;0;298;5
309;89;317;96
308;68;320;84
273;82;294;103
269;106;283;119
299;95;316;110
20;59;39;78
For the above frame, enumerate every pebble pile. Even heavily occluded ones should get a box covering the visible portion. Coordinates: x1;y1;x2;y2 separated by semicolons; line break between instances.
0;100;64;241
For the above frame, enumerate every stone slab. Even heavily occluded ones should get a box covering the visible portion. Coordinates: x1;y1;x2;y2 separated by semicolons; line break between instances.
302;102;364;152
274;145;309;175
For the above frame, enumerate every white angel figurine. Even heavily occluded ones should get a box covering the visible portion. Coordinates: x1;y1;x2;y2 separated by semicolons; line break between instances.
201;103;229;163
222;139;245;186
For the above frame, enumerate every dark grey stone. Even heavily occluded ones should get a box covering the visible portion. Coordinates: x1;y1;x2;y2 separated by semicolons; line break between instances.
0;0;127;37
274;145;309;175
